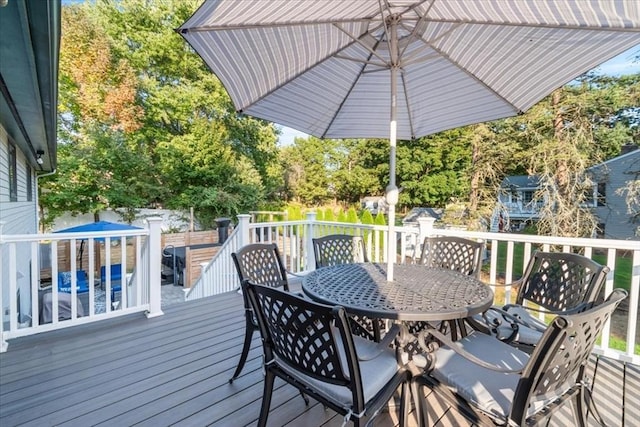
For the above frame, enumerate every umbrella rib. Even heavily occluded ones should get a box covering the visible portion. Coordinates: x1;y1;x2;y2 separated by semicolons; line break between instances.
232;34;371;113
419;37;523;114
334;53;387;69
332;22;389;66
321;37;385;139
398;0;437;60
396;21;461;67
400;71;416;139
424;18;640;33
179;17;382;33
378;0;393;62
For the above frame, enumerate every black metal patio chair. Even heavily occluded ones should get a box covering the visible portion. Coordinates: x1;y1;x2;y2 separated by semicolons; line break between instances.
229;243;290;383
412;288;627;427
313;234;369;268
405;236;485;354
472;251;609;351
418;236;484;278
244;280;411;427
312;234;383;342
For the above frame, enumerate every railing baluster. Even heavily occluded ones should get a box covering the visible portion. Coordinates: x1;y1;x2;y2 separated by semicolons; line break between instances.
30;242;39;327
627;249;640;358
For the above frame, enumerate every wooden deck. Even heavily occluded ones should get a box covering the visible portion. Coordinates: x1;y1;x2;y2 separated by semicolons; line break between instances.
1;291;637;427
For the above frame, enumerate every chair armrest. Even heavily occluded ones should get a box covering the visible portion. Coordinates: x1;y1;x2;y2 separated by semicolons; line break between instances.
487;306;543;330
489;277;524;289
503;301;591;317
356;324;400;361
417;329;524;374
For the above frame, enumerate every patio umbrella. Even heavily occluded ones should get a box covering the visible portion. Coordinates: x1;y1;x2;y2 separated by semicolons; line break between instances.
54;221;142;270
178;0;640;281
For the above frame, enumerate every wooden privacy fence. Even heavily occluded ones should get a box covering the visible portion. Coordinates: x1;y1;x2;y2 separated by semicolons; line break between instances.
161;230;224;287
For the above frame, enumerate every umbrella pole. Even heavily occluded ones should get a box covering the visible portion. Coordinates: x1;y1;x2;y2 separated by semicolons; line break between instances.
386;15;400;282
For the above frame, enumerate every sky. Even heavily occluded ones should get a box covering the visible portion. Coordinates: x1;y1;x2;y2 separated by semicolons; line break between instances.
276;46;640;146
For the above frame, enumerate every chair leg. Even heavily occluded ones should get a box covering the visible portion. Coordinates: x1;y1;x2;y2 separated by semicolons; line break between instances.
258;369;276;427
229;318;256;383
411;379;427;427
574;387;589;427
399;381;409;427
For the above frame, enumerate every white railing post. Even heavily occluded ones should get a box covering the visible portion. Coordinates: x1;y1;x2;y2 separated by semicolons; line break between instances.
146;217;163;318
417;217;435;241
237;214;251;247
305;212;317;271
0;221;7;352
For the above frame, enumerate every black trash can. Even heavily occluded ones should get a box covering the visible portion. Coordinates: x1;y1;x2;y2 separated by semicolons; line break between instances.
215;217;231;243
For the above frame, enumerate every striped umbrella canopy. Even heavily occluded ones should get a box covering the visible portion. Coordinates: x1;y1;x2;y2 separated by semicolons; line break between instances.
179;0;640;280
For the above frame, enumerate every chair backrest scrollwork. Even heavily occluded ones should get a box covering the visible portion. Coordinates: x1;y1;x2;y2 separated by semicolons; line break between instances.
312;234;369;269
420;236;484;278
516;251;609;311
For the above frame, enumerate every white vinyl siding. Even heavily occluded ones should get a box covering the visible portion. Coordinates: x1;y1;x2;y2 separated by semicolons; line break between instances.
0;125;38;234
1;124;39;325
590;150;640;240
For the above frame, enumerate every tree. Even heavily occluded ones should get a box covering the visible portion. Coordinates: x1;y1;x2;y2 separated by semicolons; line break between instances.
280;136;335;205
465;123;519;228
40;4;159;227
43;0;280;228
332;139;381;203
516;73;639;237
617;156;640;237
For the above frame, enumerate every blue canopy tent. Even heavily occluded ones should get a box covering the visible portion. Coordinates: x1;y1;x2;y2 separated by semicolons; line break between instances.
55;220;142;235
54;220;142;271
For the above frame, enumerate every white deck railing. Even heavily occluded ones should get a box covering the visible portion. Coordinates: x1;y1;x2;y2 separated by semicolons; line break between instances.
4;213;637;364
0;218;163;352
188;212;640;365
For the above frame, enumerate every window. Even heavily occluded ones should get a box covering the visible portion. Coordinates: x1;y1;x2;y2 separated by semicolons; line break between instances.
9;142;17;201
584;181;606;207
522;191;534;205
26;165;32;201
510;188;519;202
595;223;605;239
596;182;606;206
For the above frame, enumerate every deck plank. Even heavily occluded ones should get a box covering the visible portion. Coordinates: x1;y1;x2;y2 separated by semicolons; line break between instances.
624;362;640;427
0;291;633;427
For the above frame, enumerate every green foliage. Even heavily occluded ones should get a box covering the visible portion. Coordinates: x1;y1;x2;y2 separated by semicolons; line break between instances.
315;209;324;221
324;208;335;222
286;204;303;221
346;207;359;224
280;136;335;205
44;0;278;228
360;209;374;225
374;212;387;226
336;210;347;223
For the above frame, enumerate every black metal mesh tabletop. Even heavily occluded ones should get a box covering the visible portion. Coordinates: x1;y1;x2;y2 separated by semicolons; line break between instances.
302;263;493;322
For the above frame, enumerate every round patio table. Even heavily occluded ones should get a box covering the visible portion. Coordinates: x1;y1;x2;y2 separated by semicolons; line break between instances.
302;263;493;323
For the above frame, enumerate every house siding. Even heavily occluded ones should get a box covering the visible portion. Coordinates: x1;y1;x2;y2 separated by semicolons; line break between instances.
1;124;39;324
589;150;640;241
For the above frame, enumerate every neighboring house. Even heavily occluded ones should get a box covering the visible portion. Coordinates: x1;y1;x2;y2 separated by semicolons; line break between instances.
1;0;61;322
494;175;543;231
360;195;387;215
493;146;640;239
587;146;640;240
